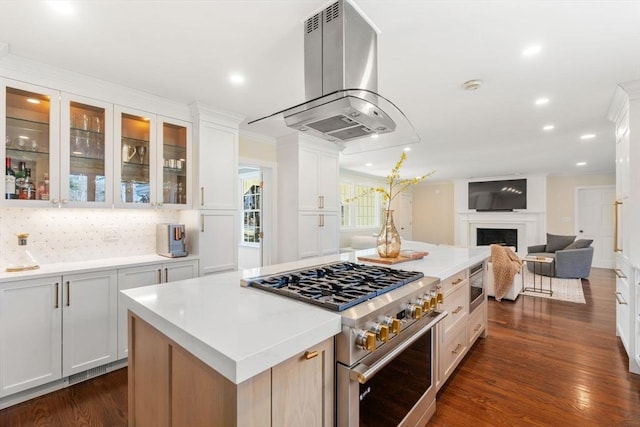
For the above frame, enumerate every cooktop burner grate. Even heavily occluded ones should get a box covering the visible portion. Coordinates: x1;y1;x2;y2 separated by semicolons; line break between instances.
244;261;425;311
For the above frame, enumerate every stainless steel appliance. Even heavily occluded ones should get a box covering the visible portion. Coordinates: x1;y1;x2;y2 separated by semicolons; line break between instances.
243;261;446;426
156;223;188;258
469;261;485;313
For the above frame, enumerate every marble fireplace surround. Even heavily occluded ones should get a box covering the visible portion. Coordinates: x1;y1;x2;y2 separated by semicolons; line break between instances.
457;211;546;256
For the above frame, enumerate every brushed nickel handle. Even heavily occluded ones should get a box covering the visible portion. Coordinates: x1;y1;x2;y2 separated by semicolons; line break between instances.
200;187;204;206
304;351;318;360
158;269;162;284
451;343;463;354
201;214;205;232
55;282;59;309
615;292;628;305
319;195;324;209
164;268;168;283
614;269;627;279
66;281;70;306
452;305;463;314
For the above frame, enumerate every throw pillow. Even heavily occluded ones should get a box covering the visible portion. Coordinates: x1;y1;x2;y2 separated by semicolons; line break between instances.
546;233;576;252
564;239;593;250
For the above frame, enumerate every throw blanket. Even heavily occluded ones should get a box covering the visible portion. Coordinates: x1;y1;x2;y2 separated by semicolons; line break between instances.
490;244;522;301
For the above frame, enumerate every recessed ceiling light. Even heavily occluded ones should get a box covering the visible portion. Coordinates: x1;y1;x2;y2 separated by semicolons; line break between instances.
522;45;542;56
543;124;555;131
229;73;245;85
576;162;587;166
45;0;74;15
580;134;596;140
365;163;373;167
26;98;40;104
535;97;550;106
403;147;411;152
462;79;483;91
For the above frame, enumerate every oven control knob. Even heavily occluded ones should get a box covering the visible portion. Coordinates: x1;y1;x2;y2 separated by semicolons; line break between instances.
356;331;377;351
420;296;431;312
370;323;389;343
406;304;422;320
382;316;401;334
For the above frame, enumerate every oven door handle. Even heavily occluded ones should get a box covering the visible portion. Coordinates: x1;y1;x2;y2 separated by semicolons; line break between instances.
350;310;448;385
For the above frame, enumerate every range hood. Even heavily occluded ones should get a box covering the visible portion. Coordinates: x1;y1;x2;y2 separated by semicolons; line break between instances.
249;0;420;154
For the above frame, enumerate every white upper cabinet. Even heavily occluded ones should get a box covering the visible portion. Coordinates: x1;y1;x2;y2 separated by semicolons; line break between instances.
2;79;60;206
157;116;191;208
298;147;339;211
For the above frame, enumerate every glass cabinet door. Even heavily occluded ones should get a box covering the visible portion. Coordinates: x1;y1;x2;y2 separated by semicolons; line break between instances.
114;107;155;207
158;117;190;207
2;80;60;205
60;94;113;207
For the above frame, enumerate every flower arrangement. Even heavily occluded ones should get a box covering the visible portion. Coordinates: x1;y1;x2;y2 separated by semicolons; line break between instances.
346;152;433;257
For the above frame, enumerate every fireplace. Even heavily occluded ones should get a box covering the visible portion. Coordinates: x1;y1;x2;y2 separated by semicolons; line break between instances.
476;228;517;247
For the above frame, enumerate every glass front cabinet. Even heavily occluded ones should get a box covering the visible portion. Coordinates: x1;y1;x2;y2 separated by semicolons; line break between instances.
114;107;190;208
2;80;60;206
2;77;191;209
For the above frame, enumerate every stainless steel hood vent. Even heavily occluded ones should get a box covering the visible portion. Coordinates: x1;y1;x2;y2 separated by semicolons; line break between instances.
249;0;420;153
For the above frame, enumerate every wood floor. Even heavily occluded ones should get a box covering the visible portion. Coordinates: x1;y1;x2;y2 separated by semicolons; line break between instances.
0;267;638;426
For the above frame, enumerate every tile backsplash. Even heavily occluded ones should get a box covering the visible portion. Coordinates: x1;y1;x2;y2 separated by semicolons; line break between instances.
0;208;180;268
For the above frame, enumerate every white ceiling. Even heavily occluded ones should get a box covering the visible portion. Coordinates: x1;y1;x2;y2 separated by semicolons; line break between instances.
1;0;639;182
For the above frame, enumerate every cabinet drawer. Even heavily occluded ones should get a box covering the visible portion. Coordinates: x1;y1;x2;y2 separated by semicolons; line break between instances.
467;306;486;345
439;325;467;381
441;270;468;294
441;284;468;341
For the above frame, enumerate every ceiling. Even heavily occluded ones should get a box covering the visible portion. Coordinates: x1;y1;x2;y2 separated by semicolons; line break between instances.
1;0;639;182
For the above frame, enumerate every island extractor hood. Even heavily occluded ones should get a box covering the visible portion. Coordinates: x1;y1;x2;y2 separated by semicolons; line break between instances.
249;0;420;153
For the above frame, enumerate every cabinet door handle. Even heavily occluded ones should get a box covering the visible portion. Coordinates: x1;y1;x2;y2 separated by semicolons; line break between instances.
304;351;319;360
54;282;59;309
452;278;463;285
614;268;627;279
319;195;324;209
200;187;204;206
164;268;169;283
66;281;70;306
451;344;463;355
614;201;622;253
452;305;463;314
158;269;162;284
615;292;628;305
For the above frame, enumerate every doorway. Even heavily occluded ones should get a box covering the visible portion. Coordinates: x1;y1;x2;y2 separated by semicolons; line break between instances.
238;162;274;269
576;186;615;269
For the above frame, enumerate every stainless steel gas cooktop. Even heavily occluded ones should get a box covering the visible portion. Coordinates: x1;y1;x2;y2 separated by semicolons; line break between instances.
242;261;425;312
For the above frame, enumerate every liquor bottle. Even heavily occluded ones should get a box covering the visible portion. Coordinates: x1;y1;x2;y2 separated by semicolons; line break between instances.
38;172;50;201
14;161;26;196
19;168;36;200
5;157;17;199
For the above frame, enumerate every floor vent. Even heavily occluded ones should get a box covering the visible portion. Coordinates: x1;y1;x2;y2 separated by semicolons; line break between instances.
68;365;108;385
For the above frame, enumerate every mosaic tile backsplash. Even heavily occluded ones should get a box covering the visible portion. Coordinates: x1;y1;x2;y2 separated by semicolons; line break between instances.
0;208;180;268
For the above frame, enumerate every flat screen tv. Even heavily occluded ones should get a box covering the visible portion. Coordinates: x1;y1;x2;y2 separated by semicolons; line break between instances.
468;179;527;211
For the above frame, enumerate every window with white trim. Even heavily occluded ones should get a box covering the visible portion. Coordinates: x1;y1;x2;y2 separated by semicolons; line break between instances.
340;181;382;229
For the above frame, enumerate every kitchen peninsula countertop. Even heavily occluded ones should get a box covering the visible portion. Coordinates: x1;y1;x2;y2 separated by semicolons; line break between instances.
120;242;490;384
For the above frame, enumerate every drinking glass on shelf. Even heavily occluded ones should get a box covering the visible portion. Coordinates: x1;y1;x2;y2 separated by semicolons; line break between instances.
92;116;102;133
136;145;147;164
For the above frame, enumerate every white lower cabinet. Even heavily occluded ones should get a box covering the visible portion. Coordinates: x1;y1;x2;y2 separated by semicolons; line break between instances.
0;269;117;397
198;211;237;275
62;270;118;377
0;276;62;397
117;259;198;359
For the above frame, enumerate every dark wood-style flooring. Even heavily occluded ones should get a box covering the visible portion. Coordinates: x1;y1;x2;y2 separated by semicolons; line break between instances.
1;268;639;426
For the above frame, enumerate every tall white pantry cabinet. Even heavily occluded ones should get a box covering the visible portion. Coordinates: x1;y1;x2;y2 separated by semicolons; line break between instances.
608;79;640;374
276;133;340;263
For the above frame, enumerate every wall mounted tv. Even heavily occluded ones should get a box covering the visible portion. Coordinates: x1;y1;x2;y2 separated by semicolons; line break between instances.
468;179;527;211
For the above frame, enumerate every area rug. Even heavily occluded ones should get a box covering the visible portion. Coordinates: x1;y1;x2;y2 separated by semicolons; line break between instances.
519;268;586;304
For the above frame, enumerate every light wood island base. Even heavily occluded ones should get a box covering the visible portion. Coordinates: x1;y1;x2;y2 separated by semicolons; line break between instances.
127;312;334;427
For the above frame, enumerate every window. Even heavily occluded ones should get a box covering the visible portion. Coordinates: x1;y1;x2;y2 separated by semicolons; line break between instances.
241;173;261;245
340;181;382;229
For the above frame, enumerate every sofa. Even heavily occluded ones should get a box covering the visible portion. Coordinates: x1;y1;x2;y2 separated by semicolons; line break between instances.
526;234;594;278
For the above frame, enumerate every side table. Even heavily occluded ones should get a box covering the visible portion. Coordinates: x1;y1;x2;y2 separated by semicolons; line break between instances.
522;256;554;296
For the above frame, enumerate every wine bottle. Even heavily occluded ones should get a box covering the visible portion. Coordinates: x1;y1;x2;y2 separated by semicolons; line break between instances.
19;168;36;200
14;161;26;196
5;157;17;199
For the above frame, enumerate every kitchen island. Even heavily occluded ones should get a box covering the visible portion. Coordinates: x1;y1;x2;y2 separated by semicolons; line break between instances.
120;242;490;426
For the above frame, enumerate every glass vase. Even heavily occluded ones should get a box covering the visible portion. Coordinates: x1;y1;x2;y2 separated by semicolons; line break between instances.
377;210;401;258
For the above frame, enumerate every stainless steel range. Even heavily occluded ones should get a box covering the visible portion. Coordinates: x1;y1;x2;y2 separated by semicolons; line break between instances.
243;261;447;426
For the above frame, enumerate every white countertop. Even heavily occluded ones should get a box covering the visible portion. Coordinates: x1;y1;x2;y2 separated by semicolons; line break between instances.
0;254;199;283
120;242;490;385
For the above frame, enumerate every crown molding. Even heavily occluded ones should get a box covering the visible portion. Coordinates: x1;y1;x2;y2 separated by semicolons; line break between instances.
190;101;245;129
